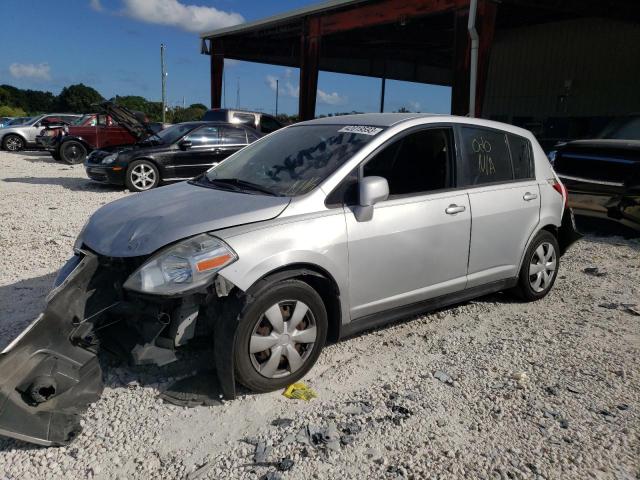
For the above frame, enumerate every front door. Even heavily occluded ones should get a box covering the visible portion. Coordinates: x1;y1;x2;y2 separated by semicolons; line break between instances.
345;126;471;319
172;125;225;178
456;126;541;287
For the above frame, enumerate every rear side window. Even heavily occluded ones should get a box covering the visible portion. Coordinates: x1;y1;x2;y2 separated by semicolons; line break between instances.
259;115;282;133
221;127;248;145
458;127;513;186
185;126;220;146
507;134;534;179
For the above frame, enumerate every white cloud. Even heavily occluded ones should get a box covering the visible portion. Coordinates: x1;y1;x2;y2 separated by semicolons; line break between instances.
9;63;51;81
318;89;347;106
266;72;347;106
121;0;244;33
89;0;104;12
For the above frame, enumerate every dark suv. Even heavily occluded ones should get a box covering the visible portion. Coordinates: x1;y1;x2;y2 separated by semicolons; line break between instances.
202;109;283;134
84;121;260;192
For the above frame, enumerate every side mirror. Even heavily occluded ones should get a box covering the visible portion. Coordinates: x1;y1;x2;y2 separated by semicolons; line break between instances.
354;176;389;222
179;140;192;150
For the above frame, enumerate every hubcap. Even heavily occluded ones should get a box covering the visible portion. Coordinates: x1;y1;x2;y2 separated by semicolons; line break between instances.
64;144;82;162
529;242;557;293
249;300;317;379
6;137;22;151
131;164;156;190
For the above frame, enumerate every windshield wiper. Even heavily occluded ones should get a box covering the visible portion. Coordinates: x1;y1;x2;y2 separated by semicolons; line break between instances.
205;178;281;196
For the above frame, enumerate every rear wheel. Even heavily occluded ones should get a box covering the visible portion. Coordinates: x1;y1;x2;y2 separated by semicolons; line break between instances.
513;230;559;301
60;141;87;164
125;160;160;192
234;279;327;392
3;134;25;152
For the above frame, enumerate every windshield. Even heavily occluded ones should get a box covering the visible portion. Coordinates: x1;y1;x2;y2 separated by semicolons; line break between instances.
597;116;640;140
202;124;382;196
151;123;196;144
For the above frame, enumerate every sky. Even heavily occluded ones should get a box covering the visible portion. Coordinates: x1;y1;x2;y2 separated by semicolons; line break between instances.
0;0;451;116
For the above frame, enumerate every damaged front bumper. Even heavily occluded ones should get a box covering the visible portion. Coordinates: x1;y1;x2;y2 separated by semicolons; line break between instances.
0;252;114;446
0;249;241;446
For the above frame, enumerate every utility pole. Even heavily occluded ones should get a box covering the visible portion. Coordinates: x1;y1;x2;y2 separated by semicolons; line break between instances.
236;77;240;109
160;43;167;123
222;71;226;108
275;79;279;116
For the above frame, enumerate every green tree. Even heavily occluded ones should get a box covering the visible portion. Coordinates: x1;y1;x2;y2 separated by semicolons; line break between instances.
0;105;26;117
56;83;104;113
172;106;206;123
114;95;149;113
189;103;208;110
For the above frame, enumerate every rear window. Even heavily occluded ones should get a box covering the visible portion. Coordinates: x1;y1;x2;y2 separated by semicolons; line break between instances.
507;133;534;180
458;127;513;186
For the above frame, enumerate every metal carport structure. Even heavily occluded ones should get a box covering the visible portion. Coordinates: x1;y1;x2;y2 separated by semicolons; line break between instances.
200;0;640;122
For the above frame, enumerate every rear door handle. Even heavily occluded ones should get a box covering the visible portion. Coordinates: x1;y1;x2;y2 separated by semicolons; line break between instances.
523;192;538;201
445;204;466;215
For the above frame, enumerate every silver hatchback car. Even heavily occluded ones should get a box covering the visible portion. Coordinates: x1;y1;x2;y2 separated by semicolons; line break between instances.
0;114;579;445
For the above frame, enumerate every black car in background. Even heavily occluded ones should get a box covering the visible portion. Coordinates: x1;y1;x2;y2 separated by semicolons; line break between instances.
550;115;640;234
85;121;260;192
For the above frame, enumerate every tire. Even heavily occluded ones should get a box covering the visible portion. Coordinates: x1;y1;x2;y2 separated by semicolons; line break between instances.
60;140;87;164
125;160;160;192
2;134;25;152
234;279;328;392
513;230;560;301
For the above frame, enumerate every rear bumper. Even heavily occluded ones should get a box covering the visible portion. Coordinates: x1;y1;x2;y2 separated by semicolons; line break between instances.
0;253;112;446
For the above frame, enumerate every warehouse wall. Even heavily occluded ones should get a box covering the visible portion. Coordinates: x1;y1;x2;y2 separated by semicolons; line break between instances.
483;17;640;145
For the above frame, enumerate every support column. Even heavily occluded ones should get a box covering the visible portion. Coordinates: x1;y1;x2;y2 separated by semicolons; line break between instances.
475;0;497;117
299;17;321;121
210;40;224;109
451;8;470;116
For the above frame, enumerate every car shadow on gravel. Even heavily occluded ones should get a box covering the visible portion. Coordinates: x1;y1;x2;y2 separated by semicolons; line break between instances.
3;176;123;193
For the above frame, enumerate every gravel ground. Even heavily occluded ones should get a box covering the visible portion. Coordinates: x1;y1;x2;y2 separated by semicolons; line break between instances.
0;150;639;480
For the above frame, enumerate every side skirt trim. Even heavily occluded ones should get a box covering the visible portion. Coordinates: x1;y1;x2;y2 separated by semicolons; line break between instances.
340;277;517;339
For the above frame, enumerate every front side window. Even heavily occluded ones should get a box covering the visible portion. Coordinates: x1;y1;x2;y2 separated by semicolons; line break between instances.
154;123;198;144
184;126;220;146
458;127;513;186
202;125;381;196
363;128;454;196
507;133;534;180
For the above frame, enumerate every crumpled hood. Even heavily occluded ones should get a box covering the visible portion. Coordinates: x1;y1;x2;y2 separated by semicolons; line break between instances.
81;181;290;257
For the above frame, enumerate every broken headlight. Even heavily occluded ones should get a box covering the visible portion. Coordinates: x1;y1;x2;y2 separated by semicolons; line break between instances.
123;233;237;295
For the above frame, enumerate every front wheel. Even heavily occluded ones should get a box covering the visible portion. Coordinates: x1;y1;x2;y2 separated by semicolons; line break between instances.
513;230;560;301
60;141;87;164
234;279;328;392
125;160;160;192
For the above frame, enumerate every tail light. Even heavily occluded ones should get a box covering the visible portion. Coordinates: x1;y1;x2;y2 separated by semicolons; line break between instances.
548;178;567;204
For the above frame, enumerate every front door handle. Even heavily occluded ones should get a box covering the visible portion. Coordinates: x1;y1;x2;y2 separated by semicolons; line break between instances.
445;204;466;215
523;192;538;201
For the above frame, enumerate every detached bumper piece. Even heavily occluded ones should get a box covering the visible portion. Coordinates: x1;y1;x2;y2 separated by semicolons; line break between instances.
558;207;583;255
0;253;112;446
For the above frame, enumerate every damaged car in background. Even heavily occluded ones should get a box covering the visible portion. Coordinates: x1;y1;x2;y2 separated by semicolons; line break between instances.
0;114;580;446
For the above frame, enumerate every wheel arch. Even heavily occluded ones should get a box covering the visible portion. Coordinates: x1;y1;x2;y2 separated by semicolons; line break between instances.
517;222;560;273
1;132;27;148
244;263;342;343
60;136;91;151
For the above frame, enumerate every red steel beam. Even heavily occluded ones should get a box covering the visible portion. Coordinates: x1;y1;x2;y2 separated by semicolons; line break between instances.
320;0;467;36
474;0;496;117
210;39;224;109
299;17;321;120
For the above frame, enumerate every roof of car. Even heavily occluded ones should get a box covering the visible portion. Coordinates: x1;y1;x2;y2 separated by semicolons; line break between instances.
297;113;534;137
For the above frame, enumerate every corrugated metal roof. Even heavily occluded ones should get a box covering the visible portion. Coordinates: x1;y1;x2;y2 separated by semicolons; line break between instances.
200;0;370;39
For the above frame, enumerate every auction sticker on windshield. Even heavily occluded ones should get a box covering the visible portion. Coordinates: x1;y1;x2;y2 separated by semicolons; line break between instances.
338;125;383;136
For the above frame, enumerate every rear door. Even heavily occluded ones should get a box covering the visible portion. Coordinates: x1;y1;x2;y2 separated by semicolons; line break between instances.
456;125;540;287
218;126;250;165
